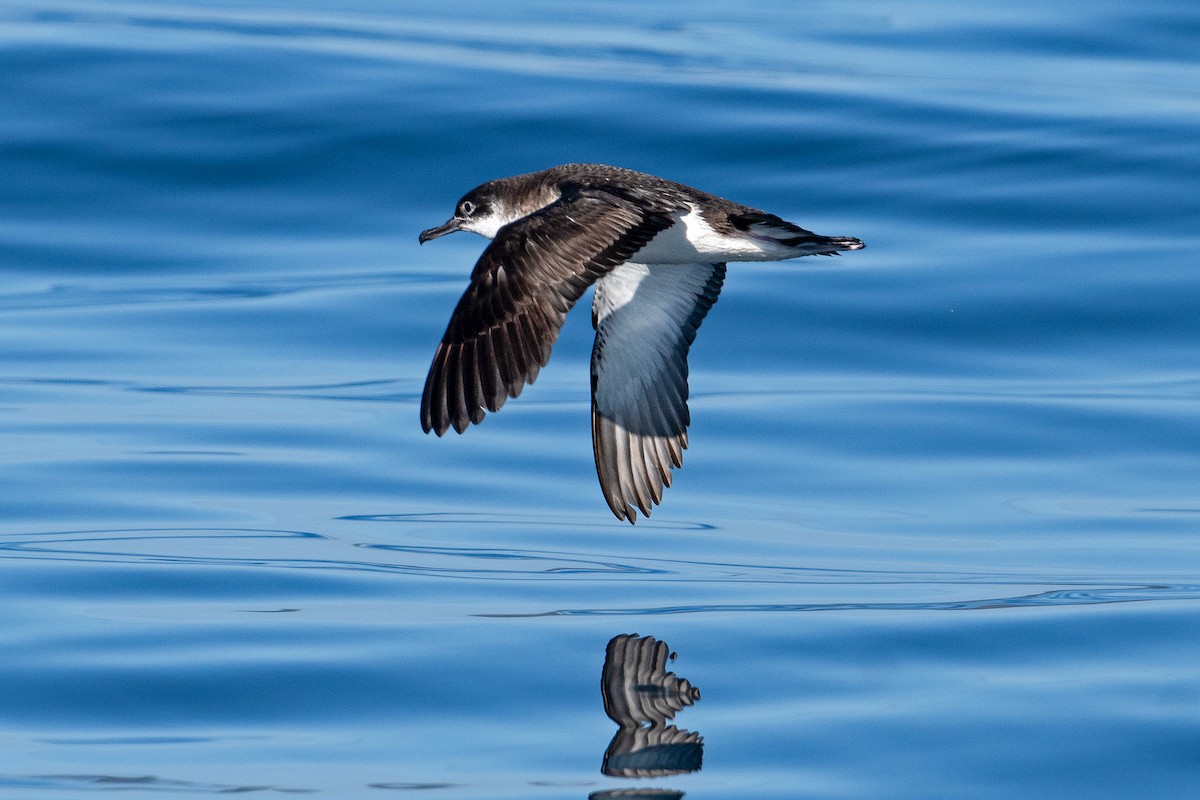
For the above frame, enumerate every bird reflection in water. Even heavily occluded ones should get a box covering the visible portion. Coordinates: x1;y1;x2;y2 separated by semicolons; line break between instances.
589;633;702;800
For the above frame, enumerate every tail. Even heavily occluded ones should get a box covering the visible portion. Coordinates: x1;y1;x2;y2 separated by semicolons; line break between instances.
730;212;865;256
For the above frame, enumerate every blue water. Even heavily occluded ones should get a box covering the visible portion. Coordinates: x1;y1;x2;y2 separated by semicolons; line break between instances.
2;1;1199;797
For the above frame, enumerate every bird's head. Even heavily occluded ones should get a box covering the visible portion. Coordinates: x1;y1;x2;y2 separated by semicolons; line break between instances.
419;185;510;244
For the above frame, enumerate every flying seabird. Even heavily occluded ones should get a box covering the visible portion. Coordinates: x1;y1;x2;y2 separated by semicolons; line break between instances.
418;163;864;522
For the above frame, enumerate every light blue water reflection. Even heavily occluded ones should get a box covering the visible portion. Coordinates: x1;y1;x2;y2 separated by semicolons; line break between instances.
1;1;1198;797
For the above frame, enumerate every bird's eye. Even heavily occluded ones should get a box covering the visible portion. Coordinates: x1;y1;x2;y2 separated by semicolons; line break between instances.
459;200;476;216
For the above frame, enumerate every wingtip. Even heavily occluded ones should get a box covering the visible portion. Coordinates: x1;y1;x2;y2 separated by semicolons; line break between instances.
603;492;636;523
419;414;450;437
612;501;642;524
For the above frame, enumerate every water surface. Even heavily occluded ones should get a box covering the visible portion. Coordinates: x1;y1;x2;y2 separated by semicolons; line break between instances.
1;1;1199;797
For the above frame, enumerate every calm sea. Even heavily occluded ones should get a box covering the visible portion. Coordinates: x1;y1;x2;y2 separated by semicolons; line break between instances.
1;1;1198;797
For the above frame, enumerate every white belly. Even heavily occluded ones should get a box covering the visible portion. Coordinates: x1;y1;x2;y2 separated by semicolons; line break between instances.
632;207;786;263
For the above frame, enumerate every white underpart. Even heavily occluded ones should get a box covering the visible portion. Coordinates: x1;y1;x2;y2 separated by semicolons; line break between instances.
592;261;657;326
632;206;796;264
591;260;712;428
595;260;715;357
590;261;700;424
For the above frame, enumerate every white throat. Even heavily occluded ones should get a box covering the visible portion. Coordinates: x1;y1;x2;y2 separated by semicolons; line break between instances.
461;200;532;240
461;211;507;239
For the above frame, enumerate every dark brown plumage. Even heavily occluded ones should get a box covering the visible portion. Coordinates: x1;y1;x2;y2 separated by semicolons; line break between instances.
418;164;864;522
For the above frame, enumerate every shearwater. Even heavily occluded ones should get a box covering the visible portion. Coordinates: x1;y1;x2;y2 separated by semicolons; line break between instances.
418;163;864;523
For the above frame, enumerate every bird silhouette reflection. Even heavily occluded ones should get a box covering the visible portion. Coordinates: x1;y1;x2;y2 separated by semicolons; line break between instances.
598;634;703;780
